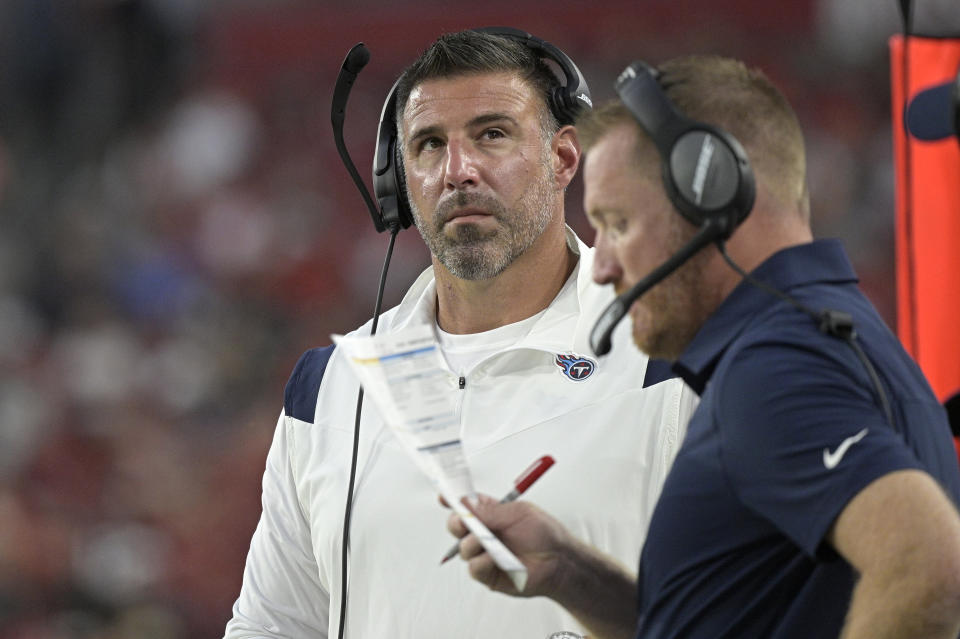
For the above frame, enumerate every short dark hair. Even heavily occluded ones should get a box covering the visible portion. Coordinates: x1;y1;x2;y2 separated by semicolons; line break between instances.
393;30;562;139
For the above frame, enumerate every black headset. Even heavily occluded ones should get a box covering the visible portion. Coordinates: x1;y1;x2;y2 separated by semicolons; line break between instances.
370;26;592;233
614;61;755;240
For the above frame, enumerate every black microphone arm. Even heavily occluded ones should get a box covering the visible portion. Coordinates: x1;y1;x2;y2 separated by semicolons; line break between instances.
589;218;727;356
331;43;387;230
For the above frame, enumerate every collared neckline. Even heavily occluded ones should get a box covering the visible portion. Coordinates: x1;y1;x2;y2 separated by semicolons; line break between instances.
673;239;858;394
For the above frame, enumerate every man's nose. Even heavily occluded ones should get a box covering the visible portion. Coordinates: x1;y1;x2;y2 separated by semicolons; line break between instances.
592;231;623;285
443;139;479;190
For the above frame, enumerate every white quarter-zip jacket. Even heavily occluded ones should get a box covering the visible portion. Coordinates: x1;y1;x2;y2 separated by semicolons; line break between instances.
225;231;698;638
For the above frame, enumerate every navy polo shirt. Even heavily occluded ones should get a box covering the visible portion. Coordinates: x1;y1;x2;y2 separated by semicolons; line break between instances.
634;240;960;639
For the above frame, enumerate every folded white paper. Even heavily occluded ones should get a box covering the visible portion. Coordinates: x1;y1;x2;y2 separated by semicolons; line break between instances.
332;325;528;590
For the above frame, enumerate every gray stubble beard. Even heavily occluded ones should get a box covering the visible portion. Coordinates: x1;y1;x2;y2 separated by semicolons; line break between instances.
411;160;558;281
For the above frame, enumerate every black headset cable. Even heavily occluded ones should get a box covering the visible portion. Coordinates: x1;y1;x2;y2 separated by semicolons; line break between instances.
337;224;399;639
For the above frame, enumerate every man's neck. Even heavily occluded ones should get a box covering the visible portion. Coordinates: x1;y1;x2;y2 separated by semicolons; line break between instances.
433;220;577;334
711;219;814;305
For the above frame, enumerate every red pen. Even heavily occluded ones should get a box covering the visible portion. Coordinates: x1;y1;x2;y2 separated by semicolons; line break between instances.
440;455;555;564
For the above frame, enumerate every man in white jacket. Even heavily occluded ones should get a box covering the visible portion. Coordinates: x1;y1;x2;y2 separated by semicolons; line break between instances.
223;28;696;639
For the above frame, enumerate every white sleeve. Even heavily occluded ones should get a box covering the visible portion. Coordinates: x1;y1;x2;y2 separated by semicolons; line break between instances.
223;412;330;638
645;379;699;524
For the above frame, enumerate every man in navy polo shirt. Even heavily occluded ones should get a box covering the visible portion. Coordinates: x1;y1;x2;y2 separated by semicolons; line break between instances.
448;54;960;639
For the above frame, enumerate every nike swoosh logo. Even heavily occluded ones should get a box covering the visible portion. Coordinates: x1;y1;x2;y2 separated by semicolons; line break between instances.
822;428;869;469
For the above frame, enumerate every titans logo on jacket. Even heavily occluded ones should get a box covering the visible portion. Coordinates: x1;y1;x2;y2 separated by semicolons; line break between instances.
555;354;596;381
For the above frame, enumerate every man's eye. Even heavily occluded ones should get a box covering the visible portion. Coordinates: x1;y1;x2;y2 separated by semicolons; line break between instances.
481;129;505;140
419;137;443;153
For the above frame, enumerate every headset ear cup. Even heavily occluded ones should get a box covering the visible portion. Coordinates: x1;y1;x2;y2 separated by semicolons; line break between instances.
393;142;413;228
551;87;572;125
372;78;414;232
667;131;741;223
615;61;755;240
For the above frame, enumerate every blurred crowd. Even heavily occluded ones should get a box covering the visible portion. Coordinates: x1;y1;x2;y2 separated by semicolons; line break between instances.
0;0;929;637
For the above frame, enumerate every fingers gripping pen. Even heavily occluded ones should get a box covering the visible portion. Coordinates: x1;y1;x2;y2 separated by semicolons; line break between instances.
440;455;555;564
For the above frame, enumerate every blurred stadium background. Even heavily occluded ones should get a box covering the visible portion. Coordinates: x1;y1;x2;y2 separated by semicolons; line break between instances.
0;0;951;636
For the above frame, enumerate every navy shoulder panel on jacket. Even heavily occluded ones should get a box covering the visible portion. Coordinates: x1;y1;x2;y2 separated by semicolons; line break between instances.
284;345;336;422
643;357;679;388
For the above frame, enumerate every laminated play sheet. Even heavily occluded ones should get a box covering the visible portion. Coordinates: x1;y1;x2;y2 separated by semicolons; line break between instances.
332;325;528;591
